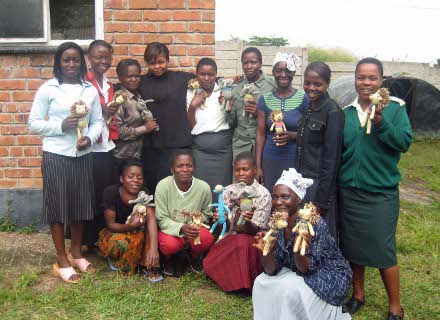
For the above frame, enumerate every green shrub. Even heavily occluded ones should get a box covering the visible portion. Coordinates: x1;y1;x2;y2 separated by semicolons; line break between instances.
0;200;18;232
307;45;358;62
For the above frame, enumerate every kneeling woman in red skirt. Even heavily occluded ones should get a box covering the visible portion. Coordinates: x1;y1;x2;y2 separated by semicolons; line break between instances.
203;152;272;293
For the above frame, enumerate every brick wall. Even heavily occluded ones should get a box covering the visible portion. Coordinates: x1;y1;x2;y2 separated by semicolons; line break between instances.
0;0;215;190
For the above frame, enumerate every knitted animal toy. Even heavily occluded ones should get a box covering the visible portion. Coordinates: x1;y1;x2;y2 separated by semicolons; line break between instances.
240;83;260;118
136;98;158;131
210;185;232;240
188;79;207;110
107;90;129;125
361;87;391;134
189;211;210;245
269;110;286;146
262;211;289;256
126;191;155;224
292;203;319;256
70;100;89;139
214;78;236;111
231;182;260;226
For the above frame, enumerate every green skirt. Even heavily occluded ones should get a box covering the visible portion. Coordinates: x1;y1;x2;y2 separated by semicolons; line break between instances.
339;186;399;268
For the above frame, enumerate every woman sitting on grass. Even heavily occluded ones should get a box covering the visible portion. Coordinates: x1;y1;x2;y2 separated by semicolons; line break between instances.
98;160;162;281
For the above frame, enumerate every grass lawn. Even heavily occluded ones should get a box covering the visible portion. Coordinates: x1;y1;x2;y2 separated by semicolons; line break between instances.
1;140;439;320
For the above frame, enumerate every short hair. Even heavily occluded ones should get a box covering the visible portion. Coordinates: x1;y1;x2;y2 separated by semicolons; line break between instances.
355;57;383;77
144;42;170;63
53;42;87;85
116;58;141;78
241;47;262;64
196;57;217;73
168;149;194;168
304;61;332;84
88;39;113;54
234;151;256;167
119;159;144;177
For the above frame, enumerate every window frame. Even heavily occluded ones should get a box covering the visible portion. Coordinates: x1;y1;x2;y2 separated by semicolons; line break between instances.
0;0;104;46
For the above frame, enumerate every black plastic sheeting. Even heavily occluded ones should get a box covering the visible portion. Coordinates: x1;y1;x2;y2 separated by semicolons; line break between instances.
329;76;440;132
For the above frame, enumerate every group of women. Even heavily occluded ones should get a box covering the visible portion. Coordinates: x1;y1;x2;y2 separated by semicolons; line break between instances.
28;39;411;320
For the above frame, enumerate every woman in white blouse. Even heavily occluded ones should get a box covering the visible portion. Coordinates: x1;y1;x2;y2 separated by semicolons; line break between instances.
187;58;232;190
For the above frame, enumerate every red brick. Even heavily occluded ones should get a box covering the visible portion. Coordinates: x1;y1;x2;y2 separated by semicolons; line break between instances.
202;11;215;21
0;136;15;146
188;22;215;33
30;55;51;67
41;68;53;79
174;34;201;44
10;147;23;156
20;103;33;113
24;147;38;156
179;57;193;67
0;114;13;123
104;0;127;9
18;158;42;167
37;146;43;156
14;113;29;124
167;57;178;68
27;79;46;90
189;0;215;9
143;10;172;21
12;68;41;78
144;34;172;44
114;10;142;21
18;178;43;188
16;135;42;146
13;91;36;102
0;80;26;90
0;147;8;157
5;168;32;178
0;158;16;167
130;22;158;33
168;45;187;56
32;168;42;178
130;0;156;9
115;34;144;44
158;0;185;9
104;10;112;20
17;57;31;66
33;178;43;188
0;179;18;189
0;56;17;67
106;69;118;79
104;34;114;44
112;45;129;55
0;68;11;79
159;22;187;33
3;103;19;113
0;91;10;101
129;45;147;56
1;125;27;135
188;46;215;56
174;11;201;21
105;22;130;33
202;34;215;45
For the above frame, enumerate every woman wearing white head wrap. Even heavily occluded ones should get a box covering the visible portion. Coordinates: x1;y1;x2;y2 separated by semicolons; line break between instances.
255;52;309;193
252;168;352;320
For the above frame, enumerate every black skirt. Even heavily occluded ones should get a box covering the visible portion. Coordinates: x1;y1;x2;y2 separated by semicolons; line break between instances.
41;151;95;224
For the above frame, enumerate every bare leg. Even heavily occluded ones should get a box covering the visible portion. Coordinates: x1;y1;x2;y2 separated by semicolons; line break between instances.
50;223;80;281
380;265;403;317
69;220;84;259
351;262;366;302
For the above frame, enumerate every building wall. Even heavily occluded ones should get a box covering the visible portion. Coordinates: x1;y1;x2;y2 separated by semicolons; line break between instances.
0;0;215;191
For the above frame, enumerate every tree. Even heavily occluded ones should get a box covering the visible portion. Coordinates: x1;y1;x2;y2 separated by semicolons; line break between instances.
246;36;289;47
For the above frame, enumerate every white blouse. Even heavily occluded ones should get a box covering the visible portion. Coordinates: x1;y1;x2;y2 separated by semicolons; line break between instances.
186;83;230;135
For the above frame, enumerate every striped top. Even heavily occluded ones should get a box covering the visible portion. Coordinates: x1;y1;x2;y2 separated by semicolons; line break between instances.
257;89;309;160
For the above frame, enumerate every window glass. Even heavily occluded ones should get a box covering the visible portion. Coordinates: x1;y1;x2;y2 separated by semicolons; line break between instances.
0;0;45;39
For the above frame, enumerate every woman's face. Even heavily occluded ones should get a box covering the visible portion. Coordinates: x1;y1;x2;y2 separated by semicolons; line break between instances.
272;184;301;215
196;64;216;91
234;159;256;185
273;61;295;89
120;165;144;195
88;45;113;75
119;65;141;93
303;70;329;103
242;52;262;81
171;155;194;185
60;48;82;82
148;53;168;77
355;63;382;102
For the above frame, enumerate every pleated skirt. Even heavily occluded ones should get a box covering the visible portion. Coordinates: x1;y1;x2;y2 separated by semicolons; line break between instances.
252;268;351;320
41;151;95;224
339;186;399;268
203;233;263;292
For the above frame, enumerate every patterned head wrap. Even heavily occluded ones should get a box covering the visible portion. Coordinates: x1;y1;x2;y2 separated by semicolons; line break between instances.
272;52;301;72
274;168;313;199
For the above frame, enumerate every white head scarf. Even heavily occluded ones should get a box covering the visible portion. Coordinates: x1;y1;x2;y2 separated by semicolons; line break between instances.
274;168;313;199
272;52;301;72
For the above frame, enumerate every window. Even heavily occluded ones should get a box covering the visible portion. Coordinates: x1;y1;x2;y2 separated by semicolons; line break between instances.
0;0;103;45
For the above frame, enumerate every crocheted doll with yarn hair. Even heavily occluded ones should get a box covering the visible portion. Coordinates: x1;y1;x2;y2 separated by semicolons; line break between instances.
107;90;129;125
189;211;210;245
292;202;319;256
263;211;289;256
70;100;89;139
270;110;286;146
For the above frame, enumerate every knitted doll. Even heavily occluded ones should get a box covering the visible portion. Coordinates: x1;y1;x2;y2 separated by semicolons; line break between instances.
269;110;286;146
189;211;210;245
292;203;319;256
126;191;155;224
231;182;260;226
188;79;207;110
361;88;391;134
263;211;289;256
240;83;260;118
70;100;89;139
107;90;128;125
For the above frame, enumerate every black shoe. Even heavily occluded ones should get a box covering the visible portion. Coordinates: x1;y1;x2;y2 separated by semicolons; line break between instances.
386;309;404;320
188;254;204;274
342;297;365;314
162;257;175;277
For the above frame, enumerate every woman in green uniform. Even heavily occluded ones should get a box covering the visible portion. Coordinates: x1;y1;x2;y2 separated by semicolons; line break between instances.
338;58;412;320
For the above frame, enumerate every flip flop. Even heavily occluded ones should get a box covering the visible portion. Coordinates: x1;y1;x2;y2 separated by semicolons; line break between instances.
140;267;163;283
67;253;96;273
107;257;118;272
52;263;80;284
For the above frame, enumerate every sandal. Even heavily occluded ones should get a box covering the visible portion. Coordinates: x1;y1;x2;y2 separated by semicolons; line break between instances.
140;267;163;283
67;253;96;273
107;257;119;272
52;263;80;284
